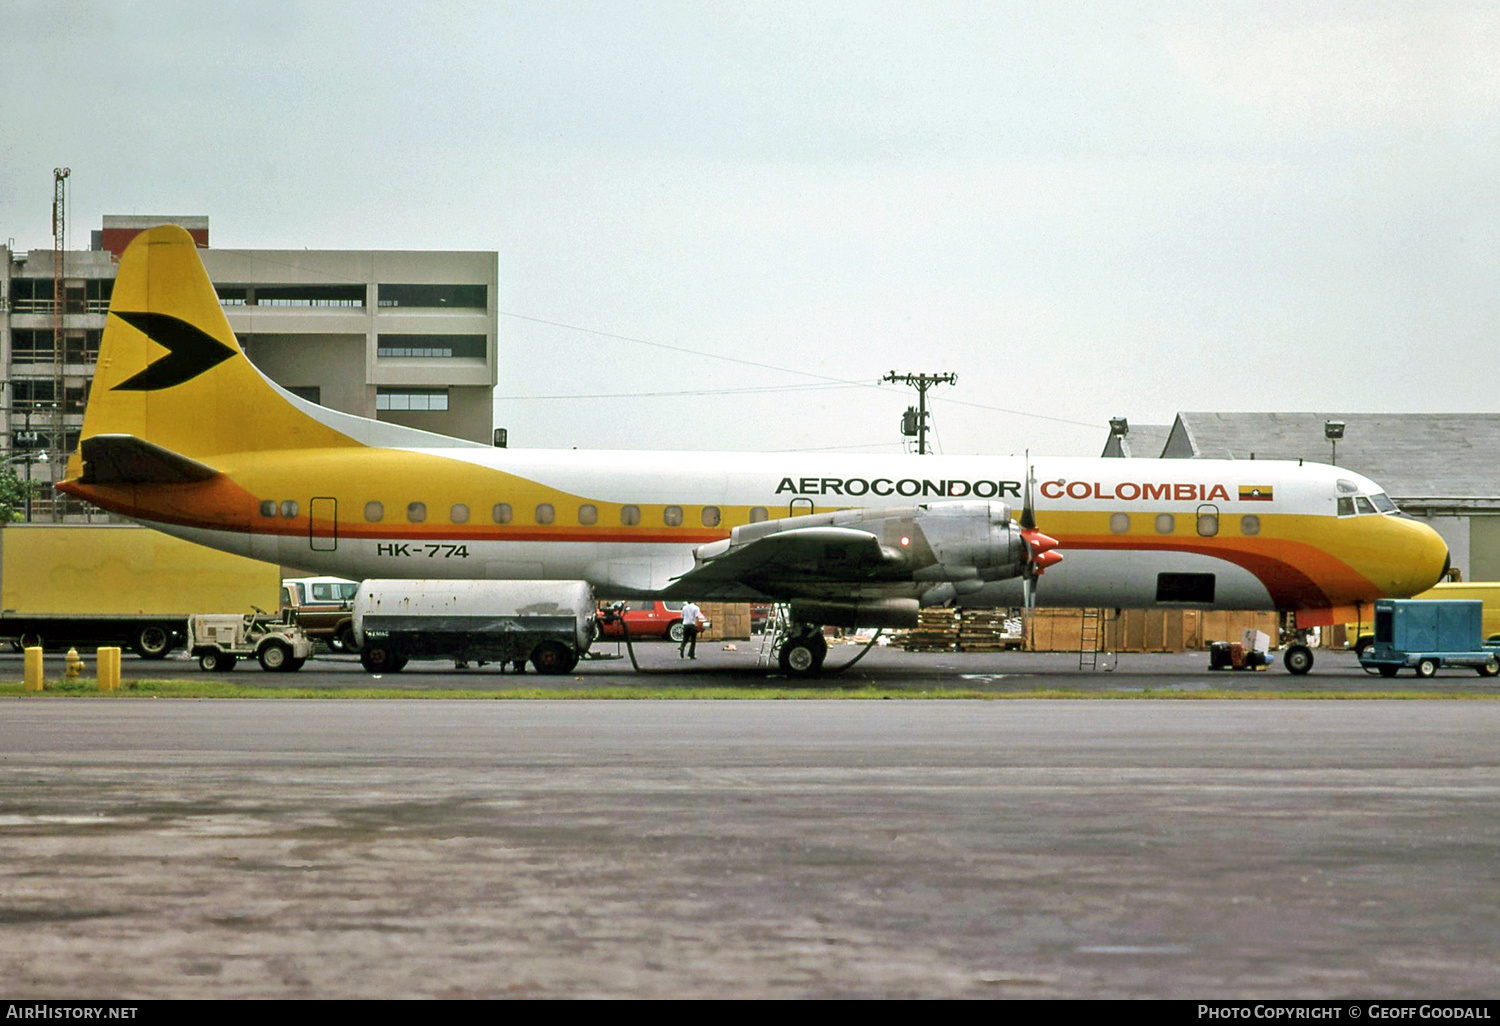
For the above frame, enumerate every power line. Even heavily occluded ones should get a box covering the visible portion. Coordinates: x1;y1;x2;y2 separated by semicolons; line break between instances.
494;382;865;401
500;310;1100;431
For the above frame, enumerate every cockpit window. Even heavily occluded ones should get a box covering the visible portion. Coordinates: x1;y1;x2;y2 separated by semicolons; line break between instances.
1337;479;1359;494
1355;496;1376;515
1371;492;1398;513
1337;497;1355;517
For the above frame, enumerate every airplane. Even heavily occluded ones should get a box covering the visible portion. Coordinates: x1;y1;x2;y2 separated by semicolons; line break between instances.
58;225;1450;676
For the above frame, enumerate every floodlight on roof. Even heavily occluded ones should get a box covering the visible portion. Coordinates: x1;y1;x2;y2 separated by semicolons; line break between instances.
1325;420;1345;466
1109;417;1129;437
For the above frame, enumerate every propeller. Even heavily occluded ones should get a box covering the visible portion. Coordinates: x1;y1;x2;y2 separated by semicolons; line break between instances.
1018;461;1062;623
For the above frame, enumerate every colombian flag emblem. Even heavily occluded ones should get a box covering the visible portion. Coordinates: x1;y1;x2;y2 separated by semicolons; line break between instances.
1239;485;1274;501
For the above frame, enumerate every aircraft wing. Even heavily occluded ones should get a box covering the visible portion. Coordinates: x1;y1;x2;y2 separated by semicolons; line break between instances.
664;525;905;599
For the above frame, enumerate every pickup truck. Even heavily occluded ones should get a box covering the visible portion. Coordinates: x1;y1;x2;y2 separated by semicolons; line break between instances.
282;576;357;651
1358;598;1500;678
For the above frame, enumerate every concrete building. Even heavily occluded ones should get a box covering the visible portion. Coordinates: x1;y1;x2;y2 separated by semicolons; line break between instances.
0;216;498;519
1104;411;1500;582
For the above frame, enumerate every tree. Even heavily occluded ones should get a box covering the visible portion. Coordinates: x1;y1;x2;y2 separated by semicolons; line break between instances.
0;463;40;522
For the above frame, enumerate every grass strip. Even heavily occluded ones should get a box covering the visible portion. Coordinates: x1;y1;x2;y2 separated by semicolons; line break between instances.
3;680;1500;700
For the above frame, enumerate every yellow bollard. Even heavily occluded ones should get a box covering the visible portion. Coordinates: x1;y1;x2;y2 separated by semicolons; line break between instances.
97;647;121;692
65;647;83;682
23;647;44;692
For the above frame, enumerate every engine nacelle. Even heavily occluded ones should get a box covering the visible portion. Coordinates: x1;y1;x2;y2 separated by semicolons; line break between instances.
788;598;919;629
910;501;1030;580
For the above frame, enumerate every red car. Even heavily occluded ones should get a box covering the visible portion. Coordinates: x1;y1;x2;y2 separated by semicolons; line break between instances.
597;601;693;642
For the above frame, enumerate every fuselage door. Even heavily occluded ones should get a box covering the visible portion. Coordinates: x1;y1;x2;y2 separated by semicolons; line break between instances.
310;497;338;551
1195;504;1220;537
790;498;814;517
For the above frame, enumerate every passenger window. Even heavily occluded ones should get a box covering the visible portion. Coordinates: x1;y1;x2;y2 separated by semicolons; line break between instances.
492;502;512;525
620;505;640;526
1240;515;1260;536
1109;513;1130;534
259;500;277;518
535;503;555;525
450;503;470;524
702;506;721;527
1197;514;1219;537
750;507;769;523
1337;497;1355;517
280;500;299;518
578;504;598;526
364;501;384;523
406;502;426;523
1355;496;1376;515
1155;513;1175;535
664;505;683;527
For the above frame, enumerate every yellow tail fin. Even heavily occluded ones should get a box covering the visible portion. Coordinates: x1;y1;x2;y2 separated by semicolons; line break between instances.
67;225;357;480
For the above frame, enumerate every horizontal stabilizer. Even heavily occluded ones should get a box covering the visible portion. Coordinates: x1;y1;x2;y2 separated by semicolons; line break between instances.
79;434;219;485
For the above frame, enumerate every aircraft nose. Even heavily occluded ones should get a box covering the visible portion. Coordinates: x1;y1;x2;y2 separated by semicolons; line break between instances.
1399;519;1451;596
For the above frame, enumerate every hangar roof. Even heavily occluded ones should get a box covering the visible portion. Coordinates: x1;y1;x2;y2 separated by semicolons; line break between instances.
1160;412;1500;501
1101;423;1171;458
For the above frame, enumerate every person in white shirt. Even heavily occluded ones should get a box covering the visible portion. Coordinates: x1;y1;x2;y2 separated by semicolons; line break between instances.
679;601;704;659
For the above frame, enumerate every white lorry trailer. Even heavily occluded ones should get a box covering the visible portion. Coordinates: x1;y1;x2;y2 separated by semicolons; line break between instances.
352;579;597;675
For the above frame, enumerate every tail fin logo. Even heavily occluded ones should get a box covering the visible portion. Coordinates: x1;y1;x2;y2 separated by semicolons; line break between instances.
110;311;236;391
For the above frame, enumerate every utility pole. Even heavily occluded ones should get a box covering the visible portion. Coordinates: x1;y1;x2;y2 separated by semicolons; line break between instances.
51;167;69;522
883;371;956;455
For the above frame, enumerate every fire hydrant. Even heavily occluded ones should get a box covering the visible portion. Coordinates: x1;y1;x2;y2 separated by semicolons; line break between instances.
65;647;84;681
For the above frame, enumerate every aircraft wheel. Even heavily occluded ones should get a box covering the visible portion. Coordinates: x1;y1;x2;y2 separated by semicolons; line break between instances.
530;641;577;675
1282;644;1314;675
258;640;292;672
1415;658;1438;678
778;633;828;678
133;624;174;659
668;621;685;644
360;642;404;673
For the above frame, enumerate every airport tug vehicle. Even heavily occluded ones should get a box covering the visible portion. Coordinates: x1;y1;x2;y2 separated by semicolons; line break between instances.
189;613;315;673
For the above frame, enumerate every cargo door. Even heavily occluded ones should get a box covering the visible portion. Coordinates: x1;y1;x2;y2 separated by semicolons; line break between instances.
310;497;337;552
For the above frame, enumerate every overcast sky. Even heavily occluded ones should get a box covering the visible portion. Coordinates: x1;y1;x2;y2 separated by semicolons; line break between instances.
2;0;1496;457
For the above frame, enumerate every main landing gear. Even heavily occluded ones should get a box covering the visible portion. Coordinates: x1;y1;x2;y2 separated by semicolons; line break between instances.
776;627;829;678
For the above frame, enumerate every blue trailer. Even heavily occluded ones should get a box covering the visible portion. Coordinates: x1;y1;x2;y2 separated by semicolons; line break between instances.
1358;598;1500;678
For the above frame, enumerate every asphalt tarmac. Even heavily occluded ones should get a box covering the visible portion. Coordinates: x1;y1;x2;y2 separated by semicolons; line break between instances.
13;637;1500;692
2;648;1498;999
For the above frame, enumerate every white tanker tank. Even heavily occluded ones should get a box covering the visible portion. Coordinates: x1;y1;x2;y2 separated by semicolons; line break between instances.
352;579;596;675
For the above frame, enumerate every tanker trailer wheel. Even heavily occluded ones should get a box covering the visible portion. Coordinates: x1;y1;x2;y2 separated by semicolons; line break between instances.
258;640;293;672
133;624;174;659
530;641;578;675
360;642;406;673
